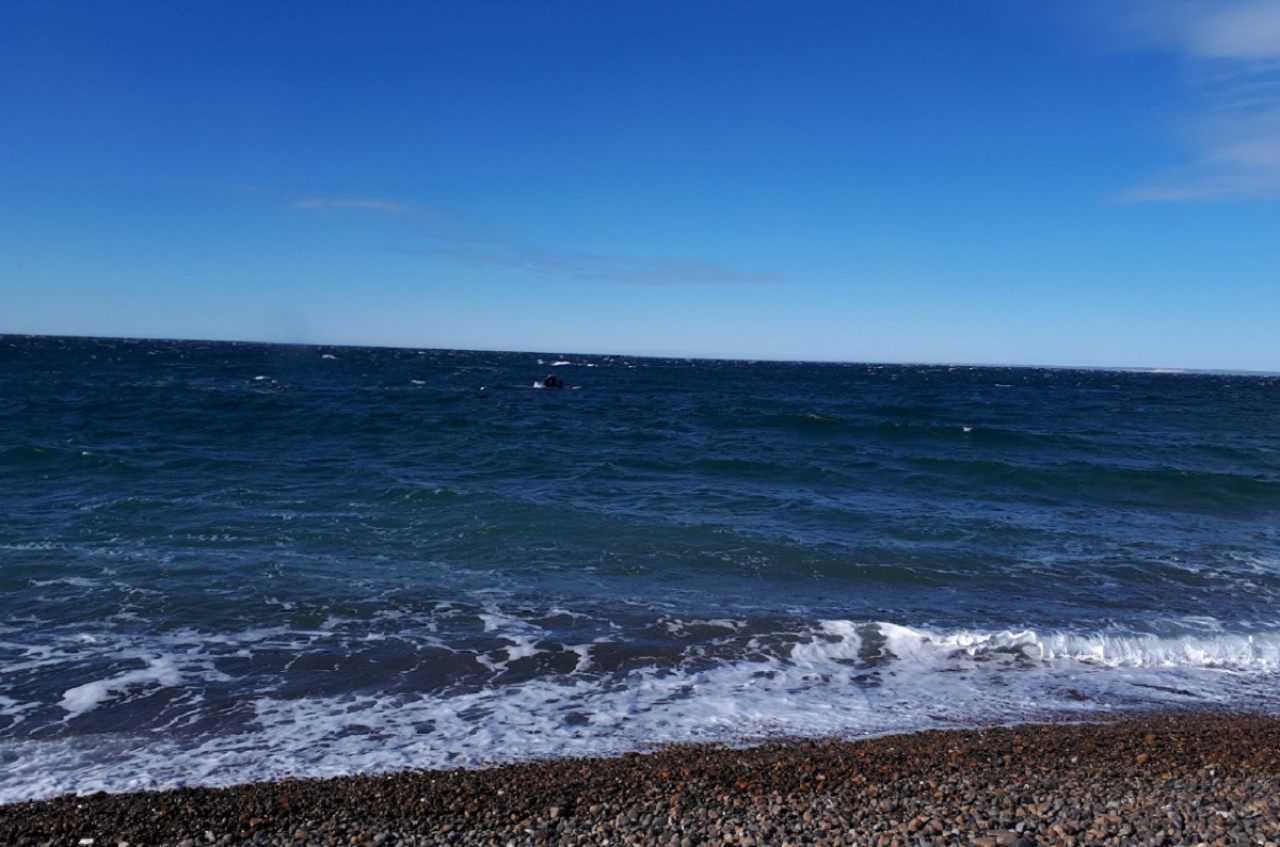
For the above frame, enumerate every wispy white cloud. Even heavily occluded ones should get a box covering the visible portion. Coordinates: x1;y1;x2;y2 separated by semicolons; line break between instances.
1174;0;1280;58
189;182;415;214
1115;0;1280;201
292;196;411;214
199;181;784;286
412;244;784;286
381;202;784;286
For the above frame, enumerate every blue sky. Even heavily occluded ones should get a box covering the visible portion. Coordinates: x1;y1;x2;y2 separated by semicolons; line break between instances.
3;1;1279;370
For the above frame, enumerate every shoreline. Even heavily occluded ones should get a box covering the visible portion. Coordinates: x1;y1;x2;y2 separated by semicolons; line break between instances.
4;712;1279;847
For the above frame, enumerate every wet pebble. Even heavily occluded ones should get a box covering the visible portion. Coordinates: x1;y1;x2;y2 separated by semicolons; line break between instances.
3;714;1280;847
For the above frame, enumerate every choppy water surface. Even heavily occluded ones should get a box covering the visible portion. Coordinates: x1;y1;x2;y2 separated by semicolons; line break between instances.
2;335;1280;802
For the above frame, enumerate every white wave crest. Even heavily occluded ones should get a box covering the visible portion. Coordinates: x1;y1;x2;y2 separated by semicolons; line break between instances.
861;623;1280;672
58;655;184;719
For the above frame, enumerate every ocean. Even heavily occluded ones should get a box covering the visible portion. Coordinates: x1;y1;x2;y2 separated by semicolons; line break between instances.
3;334;1279;804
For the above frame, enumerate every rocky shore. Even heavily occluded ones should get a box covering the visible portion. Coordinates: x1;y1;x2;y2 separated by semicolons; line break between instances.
3;713;1279;847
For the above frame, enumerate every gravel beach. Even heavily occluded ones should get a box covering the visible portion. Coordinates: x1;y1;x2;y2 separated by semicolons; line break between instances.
4;713;1279;847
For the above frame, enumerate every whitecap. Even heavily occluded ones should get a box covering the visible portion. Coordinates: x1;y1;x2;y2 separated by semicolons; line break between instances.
58;656;183;719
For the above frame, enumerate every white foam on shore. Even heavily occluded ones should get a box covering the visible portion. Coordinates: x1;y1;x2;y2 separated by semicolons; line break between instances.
4;620;1280;804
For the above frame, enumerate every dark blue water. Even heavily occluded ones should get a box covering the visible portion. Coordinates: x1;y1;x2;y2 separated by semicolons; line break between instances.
3;335;1280;802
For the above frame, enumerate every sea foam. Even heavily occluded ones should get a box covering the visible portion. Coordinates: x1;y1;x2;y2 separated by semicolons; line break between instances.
4;620;1279;804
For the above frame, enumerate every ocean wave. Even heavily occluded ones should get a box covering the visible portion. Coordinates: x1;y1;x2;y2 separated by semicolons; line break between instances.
3;618;1279;803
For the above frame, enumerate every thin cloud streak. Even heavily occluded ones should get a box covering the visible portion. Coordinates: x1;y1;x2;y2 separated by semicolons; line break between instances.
368;198;786;286
292;197;412;214
212;183;782;287
189;182;416;214
197;181;786;286
412;245;785;286
1116;0;1280;201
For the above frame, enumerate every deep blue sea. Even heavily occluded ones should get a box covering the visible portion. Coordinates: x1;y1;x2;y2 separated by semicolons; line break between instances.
3;335;1280;803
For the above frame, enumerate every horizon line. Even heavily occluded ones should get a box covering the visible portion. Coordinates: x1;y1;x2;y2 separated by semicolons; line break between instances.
4;331;1278;378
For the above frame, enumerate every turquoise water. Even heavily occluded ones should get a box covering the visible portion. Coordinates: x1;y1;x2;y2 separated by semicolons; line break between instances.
3;335;1280;802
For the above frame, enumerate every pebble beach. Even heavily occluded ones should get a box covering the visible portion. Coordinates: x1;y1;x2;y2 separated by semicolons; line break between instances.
4;712;1279;847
